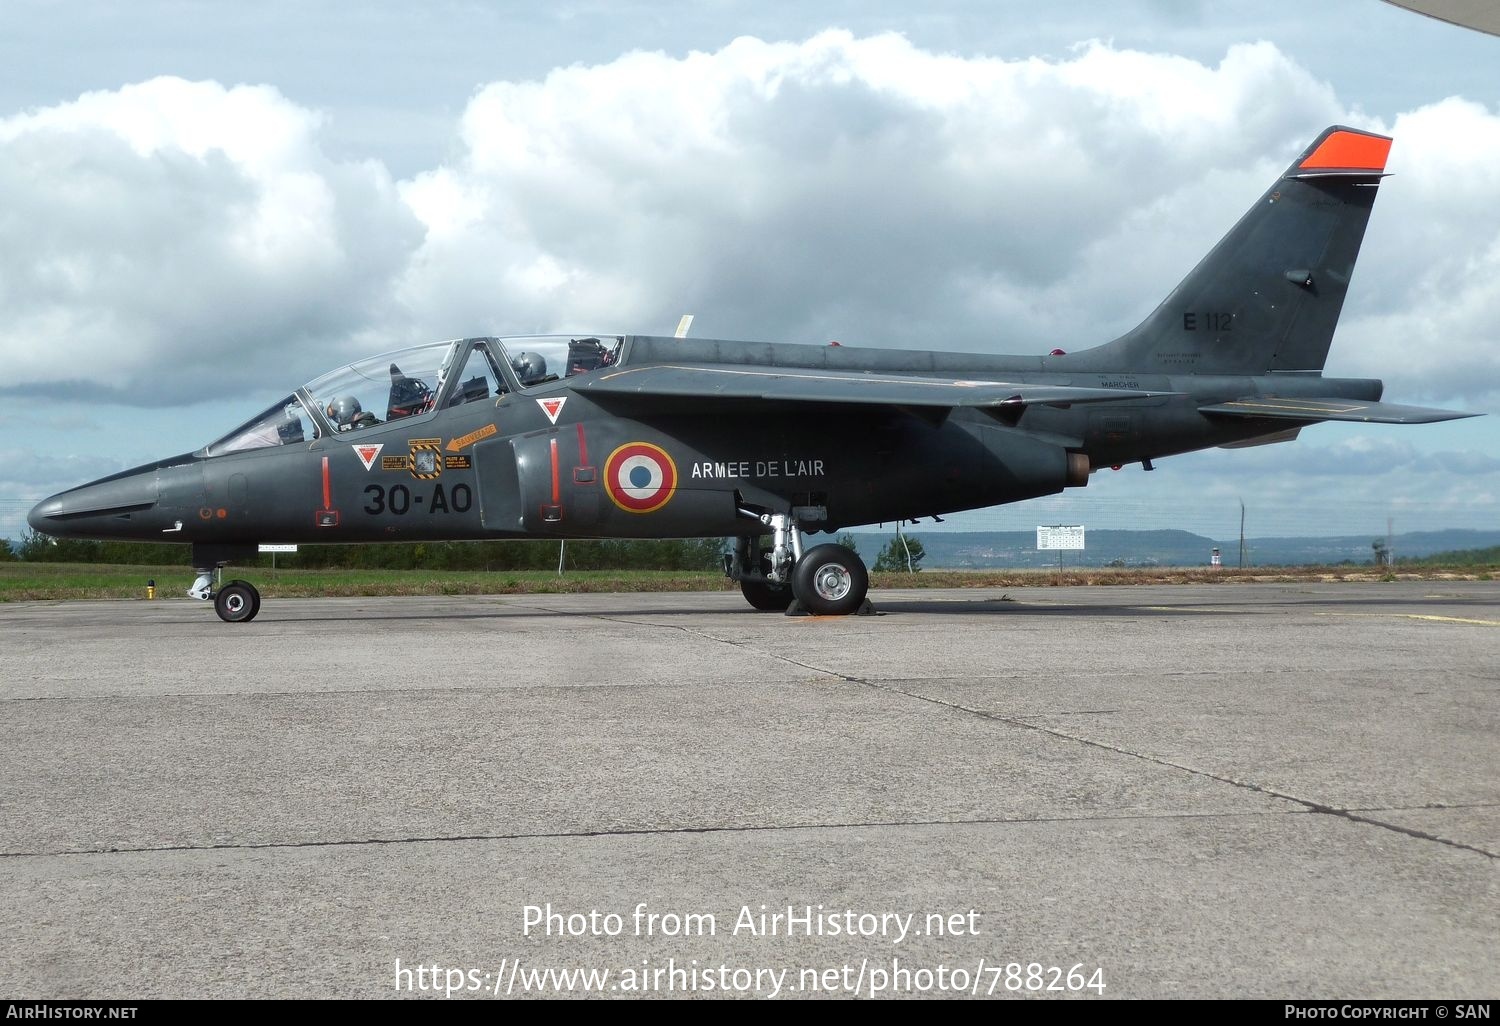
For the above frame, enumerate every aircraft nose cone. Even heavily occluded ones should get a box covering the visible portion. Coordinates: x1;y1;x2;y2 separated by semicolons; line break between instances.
26;494;66;532
25;472;160;538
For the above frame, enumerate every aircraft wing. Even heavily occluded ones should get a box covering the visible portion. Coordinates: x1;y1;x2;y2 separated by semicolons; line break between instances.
574;363;1173;411
1199;397;1479;425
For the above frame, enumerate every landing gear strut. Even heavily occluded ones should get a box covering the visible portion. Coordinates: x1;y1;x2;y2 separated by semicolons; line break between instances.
727;508;872;616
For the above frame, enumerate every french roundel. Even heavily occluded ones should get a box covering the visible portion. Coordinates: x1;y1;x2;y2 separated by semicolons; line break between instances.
604;442;678;514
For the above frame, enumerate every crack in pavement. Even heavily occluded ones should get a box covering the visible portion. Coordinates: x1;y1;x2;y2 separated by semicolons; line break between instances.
864;677;1498;861
0;807;1322;860
568;611;1497;862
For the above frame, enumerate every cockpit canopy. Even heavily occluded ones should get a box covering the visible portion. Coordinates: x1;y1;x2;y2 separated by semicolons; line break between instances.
202;335;622;457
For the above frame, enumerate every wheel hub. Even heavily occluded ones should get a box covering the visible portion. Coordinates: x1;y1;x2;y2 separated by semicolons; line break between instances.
812;563;852;601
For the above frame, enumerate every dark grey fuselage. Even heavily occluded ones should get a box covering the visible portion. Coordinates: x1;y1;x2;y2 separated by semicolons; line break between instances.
27;332;1385;551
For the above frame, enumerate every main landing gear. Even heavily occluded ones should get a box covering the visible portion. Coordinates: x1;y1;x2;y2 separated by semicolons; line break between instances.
188;546;263;622
726;509;873;616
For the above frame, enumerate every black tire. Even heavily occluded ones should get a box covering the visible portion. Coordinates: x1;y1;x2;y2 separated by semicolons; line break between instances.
790;544;869;616
740;578;793;611
214;580;260;623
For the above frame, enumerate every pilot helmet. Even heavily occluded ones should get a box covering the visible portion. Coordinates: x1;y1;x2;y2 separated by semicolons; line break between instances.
326;395;363;426
511;351;547;385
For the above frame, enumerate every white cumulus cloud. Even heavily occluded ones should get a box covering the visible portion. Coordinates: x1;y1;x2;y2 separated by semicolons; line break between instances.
1331;98;1500;404
0;77;421;403
391;33;1353;353
2;33;1497;416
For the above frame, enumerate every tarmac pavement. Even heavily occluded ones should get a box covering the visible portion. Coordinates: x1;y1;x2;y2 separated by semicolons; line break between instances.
1;582;1495;999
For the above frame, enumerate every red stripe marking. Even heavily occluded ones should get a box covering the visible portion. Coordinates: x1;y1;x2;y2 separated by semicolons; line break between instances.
1299;130;1392;171
549;438;560;504
321;456;331;508
576;422;589;466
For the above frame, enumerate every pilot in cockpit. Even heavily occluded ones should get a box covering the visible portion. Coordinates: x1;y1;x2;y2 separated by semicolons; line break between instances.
326;396;377;431
511;351;548;386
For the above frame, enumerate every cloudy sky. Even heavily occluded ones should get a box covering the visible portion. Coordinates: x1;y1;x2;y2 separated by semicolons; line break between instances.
2;0;1498;543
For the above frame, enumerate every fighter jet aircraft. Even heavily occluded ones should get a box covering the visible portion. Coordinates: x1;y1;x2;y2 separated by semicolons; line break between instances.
28;125;1477;621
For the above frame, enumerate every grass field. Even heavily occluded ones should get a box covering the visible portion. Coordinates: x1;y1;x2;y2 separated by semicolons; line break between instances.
0;563;741;601
1;561;1494;602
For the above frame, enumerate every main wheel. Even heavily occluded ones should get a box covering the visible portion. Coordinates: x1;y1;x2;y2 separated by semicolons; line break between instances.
791;544;869;616
214;580;261;623
740;578;793;611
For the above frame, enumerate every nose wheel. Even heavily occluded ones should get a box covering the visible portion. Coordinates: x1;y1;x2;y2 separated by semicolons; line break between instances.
189;569;261;622
188;546;265;623
212;580;262;622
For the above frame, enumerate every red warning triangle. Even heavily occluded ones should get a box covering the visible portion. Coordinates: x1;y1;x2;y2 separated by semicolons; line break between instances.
537;397;567;425
352;443;383;471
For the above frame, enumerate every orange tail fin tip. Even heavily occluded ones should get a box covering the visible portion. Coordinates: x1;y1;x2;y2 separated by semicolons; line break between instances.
1299;129;1392;172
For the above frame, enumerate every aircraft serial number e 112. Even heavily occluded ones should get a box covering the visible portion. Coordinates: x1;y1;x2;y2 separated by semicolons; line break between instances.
29;126;1476;622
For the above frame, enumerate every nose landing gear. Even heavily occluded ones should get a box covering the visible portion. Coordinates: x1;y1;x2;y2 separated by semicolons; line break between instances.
188;545;264;622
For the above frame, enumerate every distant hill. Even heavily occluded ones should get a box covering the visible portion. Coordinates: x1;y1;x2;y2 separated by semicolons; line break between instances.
844;528;1500;569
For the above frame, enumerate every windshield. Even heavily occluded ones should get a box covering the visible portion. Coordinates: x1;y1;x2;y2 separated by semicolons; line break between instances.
203;395;318;456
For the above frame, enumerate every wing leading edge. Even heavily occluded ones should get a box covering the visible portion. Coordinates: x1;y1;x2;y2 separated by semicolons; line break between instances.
574;363;1174;412
1199;397;1478;425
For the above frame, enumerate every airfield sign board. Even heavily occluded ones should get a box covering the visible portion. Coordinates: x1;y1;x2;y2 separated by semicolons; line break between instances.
1037;525;1085;551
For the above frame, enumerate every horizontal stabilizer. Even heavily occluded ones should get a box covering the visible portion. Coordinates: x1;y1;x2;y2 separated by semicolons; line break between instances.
1218;427;1303;449
1200;397;1479;425
576;363;1174;410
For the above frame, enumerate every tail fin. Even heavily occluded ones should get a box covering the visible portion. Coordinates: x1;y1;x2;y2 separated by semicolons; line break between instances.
1095;126;1391;375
